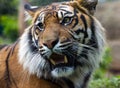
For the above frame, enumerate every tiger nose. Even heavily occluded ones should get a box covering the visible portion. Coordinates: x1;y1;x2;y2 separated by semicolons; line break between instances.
43;38;59;49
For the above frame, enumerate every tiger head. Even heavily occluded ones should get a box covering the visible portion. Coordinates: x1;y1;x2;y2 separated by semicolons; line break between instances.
19;0;105;80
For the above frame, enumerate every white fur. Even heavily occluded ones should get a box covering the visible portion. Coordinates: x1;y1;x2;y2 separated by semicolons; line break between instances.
51;67;74;77
18;26;49;78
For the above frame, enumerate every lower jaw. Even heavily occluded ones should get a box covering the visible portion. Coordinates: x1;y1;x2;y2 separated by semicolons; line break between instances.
51;67;74;78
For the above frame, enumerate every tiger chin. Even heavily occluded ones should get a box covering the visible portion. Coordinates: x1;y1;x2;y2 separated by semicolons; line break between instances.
0;0;105;88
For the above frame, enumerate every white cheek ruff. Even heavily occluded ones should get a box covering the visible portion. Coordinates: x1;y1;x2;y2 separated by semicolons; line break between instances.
18;26;48;78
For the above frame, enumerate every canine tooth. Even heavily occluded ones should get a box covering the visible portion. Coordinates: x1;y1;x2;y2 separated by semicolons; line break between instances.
64;56;68;63
50;59;56;65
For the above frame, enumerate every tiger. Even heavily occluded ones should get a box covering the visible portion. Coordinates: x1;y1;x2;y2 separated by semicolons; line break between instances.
0;0;105;88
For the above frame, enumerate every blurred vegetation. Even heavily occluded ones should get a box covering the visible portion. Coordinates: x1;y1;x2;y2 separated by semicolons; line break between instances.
89;76;120;88
0;0;120;88
0;15;18;41
0;0;19;42
93;48;112;79
89;48;120;88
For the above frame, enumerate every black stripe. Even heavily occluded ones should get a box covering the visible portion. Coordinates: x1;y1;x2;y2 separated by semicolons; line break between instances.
72;16;78;28
80;48;88;60
81;72;91;88
62;78;75;88
4;48;12;88
72;9;79;29
28;28;38;52
33;33;39;47
90;16;95;37
80;14;88;44
4;41;19;88
59;9;72;15
74;28;84;35
88;16;98;48
61;11;64;18
80;15;87;30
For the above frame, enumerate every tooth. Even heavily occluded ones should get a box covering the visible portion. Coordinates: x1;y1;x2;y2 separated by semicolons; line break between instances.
64;56;68;63
50;59;56;65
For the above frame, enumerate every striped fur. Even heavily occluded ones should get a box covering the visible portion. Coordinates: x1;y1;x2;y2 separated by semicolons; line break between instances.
0;0;105;88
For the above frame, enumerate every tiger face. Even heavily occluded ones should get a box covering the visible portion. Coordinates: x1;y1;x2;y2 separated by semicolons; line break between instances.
19;1;105;81
32;5;89;77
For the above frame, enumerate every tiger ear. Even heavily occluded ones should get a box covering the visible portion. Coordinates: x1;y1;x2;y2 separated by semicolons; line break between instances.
71;0;98;15
24;4;39;17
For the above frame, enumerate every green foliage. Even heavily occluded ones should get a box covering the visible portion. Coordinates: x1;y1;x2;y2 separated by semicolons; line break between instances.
0;15;18;41
0;0;19;43
89;48;120;88
89;76;120;88
100;48;112;70
93;47;112;79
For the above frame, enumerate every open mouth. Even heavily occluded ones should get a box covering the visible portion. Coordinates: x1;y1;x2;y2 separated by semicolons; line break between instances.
49;53;74;70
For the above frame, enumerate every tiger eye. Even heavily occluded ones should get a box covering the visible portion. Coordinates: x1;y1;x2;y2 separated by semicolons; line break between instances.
62;17;72;25
64;17;71;23
38;22;44;30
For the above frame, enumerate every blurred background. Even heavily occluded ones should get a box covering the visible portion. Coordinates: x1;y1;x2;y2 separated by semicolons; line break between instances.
0;0;120;87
